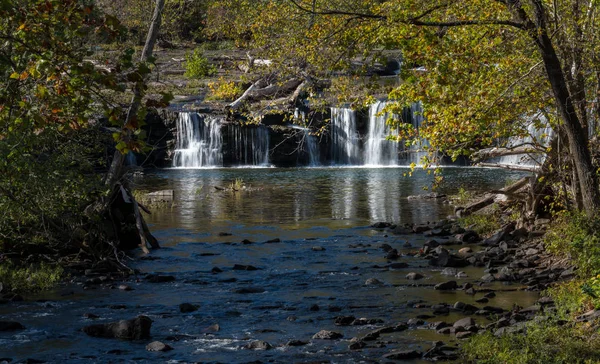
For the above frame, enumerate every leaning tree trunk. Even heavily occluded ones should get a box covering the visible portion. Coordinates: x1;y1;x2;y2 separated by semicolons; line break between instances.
104;0;166;253
520;1;600;217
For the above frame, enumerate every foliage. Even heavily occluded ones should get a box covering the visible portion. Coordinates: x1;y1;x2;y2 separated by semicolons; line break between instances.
545;212;600;277
0;0;163;291
184;49;217;79
97;0;208;44
459;211;501;236
0;262;63;293
546;280;596;317
207;77;243;101
462;320;600;364
208;0;600;215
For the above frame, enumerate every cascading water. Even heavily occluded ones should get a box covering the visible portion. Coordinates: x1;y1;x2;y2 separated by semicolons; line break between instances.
305;130;320;167
228;125;270;166
365;101;399;166
172;112;223;168
496;113;554;168
330;107;361;165
400;102;430;165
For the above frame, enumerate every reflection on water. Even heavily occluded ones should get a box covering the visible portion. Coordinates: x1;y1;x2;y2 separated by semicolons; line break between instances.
139;167;529;234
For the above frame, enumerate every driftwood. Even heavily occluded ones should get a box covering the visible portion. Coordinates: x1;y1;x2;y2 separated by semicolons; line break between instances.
477;162;541;172
457;177;530;216
471;145;545;162
228;78;303;111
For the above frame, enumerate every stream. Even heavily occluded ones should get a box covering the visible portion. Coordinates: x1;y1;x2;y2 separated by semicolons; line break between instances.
0;167;540;363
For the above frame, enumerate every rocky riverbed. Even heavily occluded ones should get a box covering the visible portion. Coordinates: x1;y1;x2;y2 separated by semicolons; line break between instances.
0;215;568;363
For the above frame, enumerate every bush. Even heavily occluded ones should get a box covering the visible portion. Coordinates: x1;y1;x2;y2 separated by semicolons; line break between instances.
207;77;243;101
184;49;217;79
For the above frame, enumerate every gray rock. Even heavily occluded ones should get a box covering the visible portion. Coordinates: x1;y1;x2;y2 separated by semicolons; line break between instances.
312;246;326;251
453;317;475;329
179;303;198;313
434;281;458;290
456;331;473;339
146;341;173;352
245;340;272;350
83;315;151;340
441;268;458;276
287;340;308;347
406;272;424;280
383;350;422;360
365;278;384;286
312;330;343;340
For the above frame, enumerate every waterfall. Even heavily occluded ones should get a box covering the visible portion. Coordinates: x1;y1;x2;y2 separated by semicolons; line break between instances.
305;130;320;166
330;107;361;165
364;101;399;166
399;102;430;165
497;113;554;167
228;124;270;166
172;112;223;168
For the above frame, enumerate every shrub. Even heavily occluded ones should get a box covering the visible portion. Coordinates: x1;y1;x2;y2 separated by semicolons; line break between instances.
184;49;217;79
207;77;243;101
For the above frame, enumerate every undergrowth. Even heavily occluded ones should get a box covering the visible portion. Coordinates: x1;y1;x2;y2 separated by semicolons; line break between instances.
462;320;600;364
462;211;600;362
0;262;63;293
458;211;501;236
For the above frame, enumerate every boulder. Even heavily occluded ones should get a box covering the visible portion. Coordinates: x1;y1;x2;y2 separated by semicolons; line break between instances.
83;315;152;340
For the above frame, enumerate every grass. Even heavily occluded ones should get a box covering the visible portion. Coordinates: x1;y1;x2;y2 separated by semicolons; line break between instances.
462;320;600;364
462;211;600;363
458;211;502;236
0;262;63;293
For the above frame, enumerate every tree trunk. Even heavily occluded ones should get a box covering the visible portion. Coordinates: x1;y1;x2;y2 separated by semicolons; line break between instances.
526;1;600;216
105;0;165;189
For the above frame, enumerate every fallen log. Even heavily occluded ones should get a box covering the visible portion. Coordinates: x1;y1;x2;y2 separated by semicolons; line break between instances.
457;177;530;216
477;162;541;172
471;145;545;162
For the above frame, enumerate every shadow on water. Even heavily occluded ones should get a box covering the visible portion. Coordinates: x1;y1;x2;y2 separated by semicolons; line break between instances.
0;167;538;363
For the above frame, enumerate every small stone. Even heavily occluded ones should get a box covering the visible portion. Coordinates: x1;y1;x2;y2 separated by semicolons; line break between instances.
334;316;356;326
232;264;259;271
406;272;424;280
0;321;25;331
456;331;473;339
484;292;496;298
202;324;220;333
312;246;326;251
441;268;458;276
455;271;468;278
118;285;133;291
146;341;173;352
245;340;272;350
179;303;198;313
146;275;175;283
287;340;308;347
383;350;422;360
434;281;458;290
349;341;366;350
453;317;475;329
365;278;384;286
313;330;343;340
475;297;489;304
83;313;100;319
211;267;223;273
309;304;320;311
458;247;473;255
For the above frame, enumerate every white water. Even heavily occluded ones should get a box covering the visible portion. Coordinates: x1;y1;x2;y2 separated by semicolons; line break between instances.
497;113;554;168
228;124;270;166
330;107;361;165
173;112;223;168
400;101;430;165
364;101;399;166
